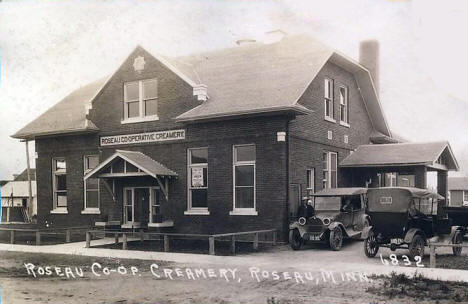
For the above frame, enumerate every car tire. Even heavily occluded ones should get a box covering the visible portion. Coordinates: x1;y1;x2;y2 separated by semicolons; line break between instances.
329;227;343;251
289;229;303;251
452;230;463;256
364;229;379;258
408;235;425;260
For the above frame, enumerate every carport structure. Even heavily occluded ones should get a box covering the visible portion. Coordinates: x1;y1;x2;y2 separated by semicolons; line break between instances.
340;141;459;201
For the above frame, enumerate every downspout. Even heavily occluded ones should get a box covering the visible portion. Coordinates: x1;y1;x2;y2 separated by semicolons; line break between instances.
285;119;291;239
25;140;33;222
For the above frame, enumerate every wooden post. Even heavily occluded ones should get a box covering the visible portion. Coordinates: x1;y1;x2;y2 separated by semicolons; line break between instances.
253;233;259;250
10;230;15;244
36;231;41;246
140;230;144;242
122;233;128;250
25;140;33;222
209;236;215;255
86;231;91;248
65;230;71;243
430;245;436;268
231;235;236;254
164;235;170;252
114;233;119;244
272;230;277;245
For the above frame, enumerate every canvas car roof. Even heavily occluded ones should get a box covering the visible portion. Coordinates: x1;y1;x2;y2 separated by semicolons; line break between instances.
367;187;444;200
313;187;368;196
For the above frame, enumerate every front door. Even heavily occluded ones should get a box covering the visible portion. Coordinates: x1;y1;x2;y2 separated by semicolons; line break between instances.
123;187;159;227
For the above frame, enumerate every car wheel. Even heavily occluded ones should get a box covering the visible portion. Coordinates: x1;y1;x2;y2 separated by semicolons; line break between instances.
452;230;463;256
364;229;379;258
289;229;303;250
329;227;343;251
408;235;425;260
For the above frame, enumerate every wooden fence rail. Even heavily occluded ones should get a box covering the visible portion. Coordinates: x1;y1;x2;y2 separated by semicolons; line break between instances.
85;229;277;255
0;226;91;245
428;243;468;268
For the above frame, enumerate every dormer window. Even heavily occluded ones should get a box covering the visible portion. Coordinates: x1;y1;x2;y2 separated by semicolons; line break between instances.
123;78;158;123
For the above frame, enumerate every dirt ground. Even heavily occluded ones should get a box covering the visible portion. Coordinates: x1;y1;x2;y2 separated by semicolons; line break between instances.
0;251;466;304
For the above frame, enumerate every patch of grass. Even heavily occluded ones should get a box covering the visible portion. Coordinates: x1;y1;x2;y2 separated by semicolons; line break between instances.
367;271;468;303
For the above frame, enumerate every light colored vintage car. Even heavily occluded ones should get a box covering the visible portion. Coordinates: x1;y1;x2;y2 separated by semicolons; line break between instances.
289;187;370;251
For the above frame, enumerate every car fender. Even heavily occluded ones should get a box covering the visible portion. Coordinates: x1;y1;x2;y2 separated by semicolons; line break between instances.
328;222;349;238
404;228;426;244
361;226;374;239
289;223;307;238
450;226;465;240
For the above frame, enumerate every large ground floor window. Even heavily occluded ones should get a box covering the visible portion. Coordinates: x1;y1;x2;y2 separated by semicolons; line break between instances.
322;152;337;189
231;144;256;215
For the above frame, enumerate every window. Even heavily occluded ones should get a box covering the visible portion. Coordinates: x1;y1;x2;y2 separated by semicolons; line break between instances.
306;169;315;195
344;135;349;144
377;172;415;187
151;188;161;223
52;158;67;209
339;86;349;124
324;78;334;120
232;145;256;214
464;191;468;203
187;148;208;213
84;155;99;211
123;79;158;122
327;130;333;140
323;152;337;189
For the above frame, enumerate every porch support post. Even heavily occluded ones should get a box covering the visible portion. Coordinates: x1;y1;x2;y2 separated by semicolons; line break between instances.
66;230;71;243
209;236;215;255
86;231;91;248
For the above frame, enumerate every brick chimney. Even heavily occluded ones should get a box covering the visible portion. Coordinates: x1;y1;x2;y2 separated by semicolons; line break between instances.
359;40;379;97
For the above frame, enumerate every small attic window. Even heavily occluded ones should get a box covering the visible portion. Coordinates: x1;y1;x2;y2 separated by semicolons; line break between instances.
123;79;159;124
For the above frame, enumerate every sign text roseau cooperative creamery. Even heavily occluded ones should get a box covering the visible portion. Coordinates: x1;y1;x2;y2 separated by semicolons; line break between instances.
100;129;186;146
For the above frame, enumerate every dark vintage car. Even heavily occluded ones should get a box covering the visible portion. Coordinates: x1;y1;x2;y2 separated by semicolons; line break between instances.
363;187;464;260
289;188;370;251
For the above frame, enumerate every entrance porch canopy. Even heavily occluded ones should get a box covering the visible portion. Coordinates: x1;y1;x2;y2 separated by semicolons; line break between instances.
84;150;177;200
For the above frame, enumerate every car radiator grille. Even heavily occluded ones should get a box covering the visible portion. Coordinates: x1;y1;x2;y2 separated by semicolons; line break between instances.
307;218;324;233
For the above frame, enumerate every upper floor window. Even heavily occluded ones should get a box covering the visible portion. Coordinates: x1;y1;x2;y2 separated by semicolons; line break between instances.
324;78;334;121
186;148;209;214
123;79;158;123
339;86;349;125
323;152;337;189
231;144;257;215
52;158;67;210
84;155;99;211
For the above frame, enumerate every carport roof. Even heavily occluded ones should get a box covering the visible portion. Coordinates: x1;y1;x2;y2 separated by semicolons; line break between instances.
340;141;459;171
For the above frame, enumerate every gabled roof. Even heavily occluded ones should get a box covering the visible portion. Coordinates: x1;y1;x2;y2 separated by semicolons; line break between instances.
11;78;106;139
13;169;36;181
448;177;468;191
340;141;459;171
12;35;392;140
0;181;37;198
84;150;177;180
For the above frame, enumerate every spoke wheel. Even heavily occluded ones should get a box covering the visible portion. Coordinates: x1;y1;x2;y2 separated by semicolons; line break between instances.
329;227;343;251
452;231;463;256
408;235;425;260
289;229;303;251
364;229;379;258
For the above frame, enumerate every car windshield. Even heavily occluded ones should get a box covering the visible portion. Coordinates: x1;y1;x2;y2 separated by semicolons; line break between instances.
314;196;341;210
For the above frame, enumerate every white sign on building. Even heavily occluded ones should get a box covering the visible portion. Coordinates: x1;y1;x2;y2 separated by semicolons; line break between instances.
100;129;186;146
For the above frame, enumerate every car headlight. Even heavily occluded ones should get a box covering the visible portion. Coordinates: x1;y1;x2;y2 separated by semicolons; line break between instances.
323;218;331;225
298;217;307;225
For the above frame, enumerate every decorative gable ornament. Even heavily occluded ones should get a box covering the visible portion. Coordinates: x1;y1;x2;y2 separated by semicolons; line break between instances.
133;56;146;72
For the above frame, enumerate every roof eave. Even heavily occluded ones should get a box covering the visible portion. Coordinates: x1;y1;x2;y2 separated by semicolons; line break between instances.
176;106;313;123
11;127;100;140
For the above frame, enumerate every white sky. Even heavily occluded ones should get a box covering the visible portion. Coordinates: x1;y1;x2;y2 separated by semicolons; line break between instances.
0;0;468;180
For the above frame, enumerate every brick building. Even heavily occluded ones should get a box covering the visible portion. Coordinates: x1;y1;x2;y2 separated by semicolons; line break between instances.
14;35;450;240
448;177;468;207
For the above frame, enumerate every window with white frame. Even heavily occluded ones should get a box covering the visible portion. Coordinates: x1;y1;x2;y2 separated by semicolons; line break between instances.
306;168;315;195
233;145;256;213
187;148;208;211
52;158;67;209
339;86;349;124
324;78;334;120
322;152;337;189
84;155;99;210
123;78;158;122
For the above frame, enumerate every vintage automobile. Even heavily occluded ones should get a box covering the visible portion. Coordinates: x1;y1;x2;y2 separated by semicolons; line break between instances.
363;187;464;260
289;188;370;251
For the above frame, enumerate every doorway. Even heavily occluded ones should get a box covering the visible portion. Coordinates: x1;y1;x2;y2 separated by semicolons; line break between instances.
123;187;159;227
